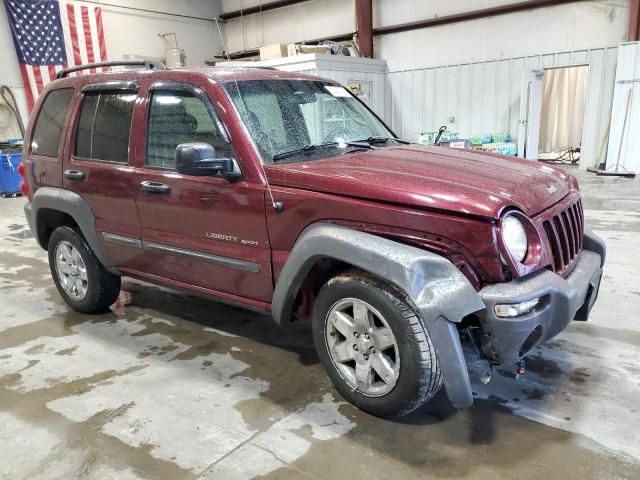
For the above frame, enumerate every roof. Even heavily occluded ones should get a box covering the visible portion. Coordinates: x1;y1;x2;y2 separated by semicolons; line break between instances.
194;66;330;83
48;65;332;90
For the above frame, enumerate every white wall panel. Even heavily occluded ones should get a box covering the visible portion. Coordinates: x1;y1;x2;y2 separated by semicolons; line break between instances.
101;4;224;67
375;1;627;70
606;42;640;173
223;0;353;53
384;47;619;169
374;0;519;27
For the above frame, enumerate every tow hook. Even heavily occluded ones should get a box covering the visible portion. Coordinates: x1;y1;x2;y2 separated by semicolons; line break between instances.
515;359;526;379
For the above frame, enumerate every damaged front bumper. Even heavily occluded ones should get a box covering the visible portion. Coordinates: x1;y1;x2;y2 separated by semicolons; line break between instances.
476;226;606;366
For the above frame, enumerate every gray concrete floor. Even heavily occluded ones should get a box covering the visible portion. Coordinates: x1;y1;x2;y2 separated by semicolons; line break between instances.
0;166;639;480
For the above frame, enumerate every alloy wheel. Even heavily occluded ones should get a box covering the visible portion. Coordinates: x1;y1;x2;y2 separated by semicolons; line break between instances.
55;240;88;301
325;298;400;397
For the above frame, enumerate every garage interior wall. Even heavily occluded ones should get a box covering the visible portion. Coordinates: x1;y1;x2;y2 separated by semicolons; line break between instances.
222;0;628;168
0;0;631;167
222;1;628;66
222;0;353;54
385;47;618;169
0;0;225;124
373;1;628;70
606;41;640;173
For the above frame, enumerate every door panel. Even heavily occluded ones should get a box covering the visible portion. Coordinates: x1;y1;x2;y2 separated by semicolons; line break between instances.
134;85;272;301
518;69;544;160
134;172;272;300
62;89;143;269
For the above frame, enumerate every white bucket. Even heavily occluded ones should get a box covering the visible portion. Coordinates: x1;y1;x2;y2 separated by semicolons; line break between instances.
165;48;186;69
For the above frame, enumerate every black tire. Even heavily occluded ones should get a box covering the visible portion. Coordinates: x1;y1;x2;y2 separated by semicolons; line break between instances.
48;226;121;314
312;270;443;418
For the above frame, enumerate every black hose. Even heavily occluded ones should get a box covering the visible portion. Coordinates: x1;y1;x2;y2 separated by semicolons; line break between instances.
0;85;25;138
433;125;447;145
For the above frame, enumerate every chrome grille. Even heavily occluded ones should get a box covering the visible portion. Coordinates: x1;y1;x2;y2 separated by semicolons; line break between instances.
542;199;584;273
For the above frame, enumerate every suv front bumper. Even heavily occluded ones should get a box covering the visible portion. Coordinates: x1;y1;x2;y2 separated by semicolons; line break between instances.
477;227;605;366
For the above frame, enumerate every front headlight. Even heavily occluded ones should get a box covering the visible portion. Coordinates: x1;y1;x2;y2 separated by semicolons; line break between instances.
501;215;528;263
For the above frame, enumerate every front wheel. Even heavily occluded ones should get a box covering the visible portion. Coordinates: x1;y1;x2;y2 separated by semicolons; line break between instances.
48;226;121;314
312;271;443;418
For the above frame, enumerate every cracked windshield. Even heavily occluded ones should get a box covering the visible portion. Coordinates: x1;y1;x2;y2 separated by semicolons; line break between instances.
225;79;399;163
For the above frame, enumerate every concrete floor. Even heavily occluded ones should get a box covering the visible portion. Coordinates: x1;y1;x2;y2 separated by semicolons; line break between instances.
0;167;639;480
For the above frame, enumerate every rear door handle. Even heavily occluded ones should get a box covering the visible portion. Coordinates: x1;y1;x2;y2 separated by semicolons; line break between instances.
64;169;85;181
140;180;170;194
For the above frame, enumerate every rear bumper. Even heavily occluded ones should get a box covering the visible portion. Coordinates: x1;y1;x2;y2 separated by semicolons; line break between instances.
477;227;605;366
24;202;33;231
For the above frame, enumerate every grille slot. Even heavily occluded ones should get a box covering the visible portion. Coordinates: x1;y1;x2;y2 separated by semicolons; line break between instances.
543;200;584;273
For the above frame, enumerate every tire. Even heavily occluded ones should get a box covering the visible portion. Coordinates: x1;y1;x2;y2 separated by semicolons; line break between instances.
312;270;443;418
48;226;121;314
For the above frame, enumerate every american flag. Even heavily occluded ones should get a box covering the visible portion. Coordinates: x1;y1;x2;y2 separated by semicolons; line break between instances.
4;0;108;111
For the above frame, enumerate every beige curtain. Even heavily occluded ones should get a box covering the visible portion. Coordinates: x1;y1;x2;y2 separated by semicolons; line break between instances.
539;66;588;153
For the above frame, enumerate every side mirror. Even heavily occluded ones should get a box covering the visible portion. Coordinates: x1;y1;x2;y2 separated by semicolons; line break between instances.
175;143;242;181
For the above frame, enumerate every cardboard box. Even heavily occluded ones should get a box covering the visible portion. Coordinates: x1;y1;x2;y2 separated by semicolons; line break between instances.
259;43;288;60
287;44;331;57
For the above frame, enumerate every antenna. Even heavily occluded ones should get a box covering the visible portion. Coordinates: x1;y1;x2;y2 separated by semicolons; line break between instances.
213;19;283;212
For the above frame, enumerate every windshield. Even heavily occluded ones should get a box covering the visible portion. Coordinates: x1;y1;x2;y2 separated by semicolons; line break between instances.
224;79;396;163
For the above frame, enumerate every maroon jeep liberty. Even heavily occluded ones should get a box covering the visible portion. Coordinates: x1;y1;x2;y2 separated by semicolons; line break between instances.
19;60;605;418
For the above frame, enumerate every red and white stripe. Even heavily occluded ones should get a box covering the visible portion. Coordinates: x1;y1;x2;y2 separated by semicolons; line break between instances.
21;1;108;111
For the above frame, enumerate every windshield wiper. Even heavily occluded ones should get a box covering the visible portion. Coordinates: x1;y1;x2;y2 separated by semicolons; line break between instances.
356;136;410;145
272;141;371;162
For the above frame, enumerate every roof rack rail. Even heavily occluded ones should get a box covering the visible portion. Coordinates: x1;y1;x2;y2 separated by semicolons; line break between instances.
56;59;165;79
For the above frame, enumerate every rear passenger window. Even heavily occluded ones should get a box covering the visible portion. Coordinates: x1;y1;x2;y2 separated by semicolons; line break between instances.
75;92;135;163
31;88;73;157
146;90;232;169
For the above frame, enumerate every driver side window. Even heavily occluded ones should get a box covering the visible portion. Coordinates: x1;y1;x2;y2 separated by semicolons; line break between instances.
146;90;232;169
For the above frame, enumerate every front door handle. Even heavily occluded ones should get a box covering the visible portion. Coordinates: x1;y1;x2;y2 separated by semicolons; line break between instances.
64;169;85;181
140;180;170;194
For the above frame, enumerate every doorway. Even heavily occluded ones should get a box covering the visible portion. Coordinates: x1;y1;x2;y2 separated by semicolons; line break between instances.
537;65;589;163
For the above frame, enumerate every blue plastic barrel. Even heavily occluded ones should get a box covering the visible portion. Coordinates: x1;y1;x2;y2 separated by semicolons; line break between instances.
0;153;22;196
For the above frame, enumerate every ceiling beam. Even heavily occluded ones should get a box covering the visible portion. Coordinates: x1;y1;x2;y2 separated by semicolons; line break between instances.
355;0;373;58
630;0;640;41
220;0;311;21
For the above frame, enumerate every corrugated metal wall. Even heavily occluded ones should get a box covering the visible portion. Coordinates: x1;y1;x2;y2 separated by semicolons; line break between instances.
383;47;619;169
281;47;618;169
606;42;640;173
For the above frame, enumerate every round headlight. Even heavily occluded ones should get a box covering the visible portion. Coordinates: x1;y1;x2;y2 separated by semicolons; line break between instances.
501;215;528;263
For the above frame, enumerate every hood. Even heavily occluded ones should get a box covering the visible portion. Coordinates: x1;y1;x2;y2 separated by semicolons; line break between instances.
265;144;573;219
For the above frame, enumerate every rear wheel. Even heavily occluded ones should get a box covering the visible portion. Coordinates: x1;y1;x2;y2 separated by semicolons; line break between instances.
48;226;121;314
312;271;443;418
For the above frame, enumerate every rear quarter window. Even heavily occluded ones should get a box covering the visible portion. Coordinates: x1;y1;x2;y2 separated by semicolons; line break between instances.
31;88;74;157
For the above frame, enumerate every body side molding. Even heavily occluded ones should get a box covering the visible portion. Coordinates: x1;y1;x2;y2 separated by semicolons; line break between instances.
142;241;260;273
100;232;261;272
102;232;142;248
271;223;486;408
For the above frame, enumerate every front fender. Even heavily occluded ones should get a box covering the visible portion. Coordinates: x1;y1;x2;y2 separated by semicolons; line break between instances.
272;223;485;408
